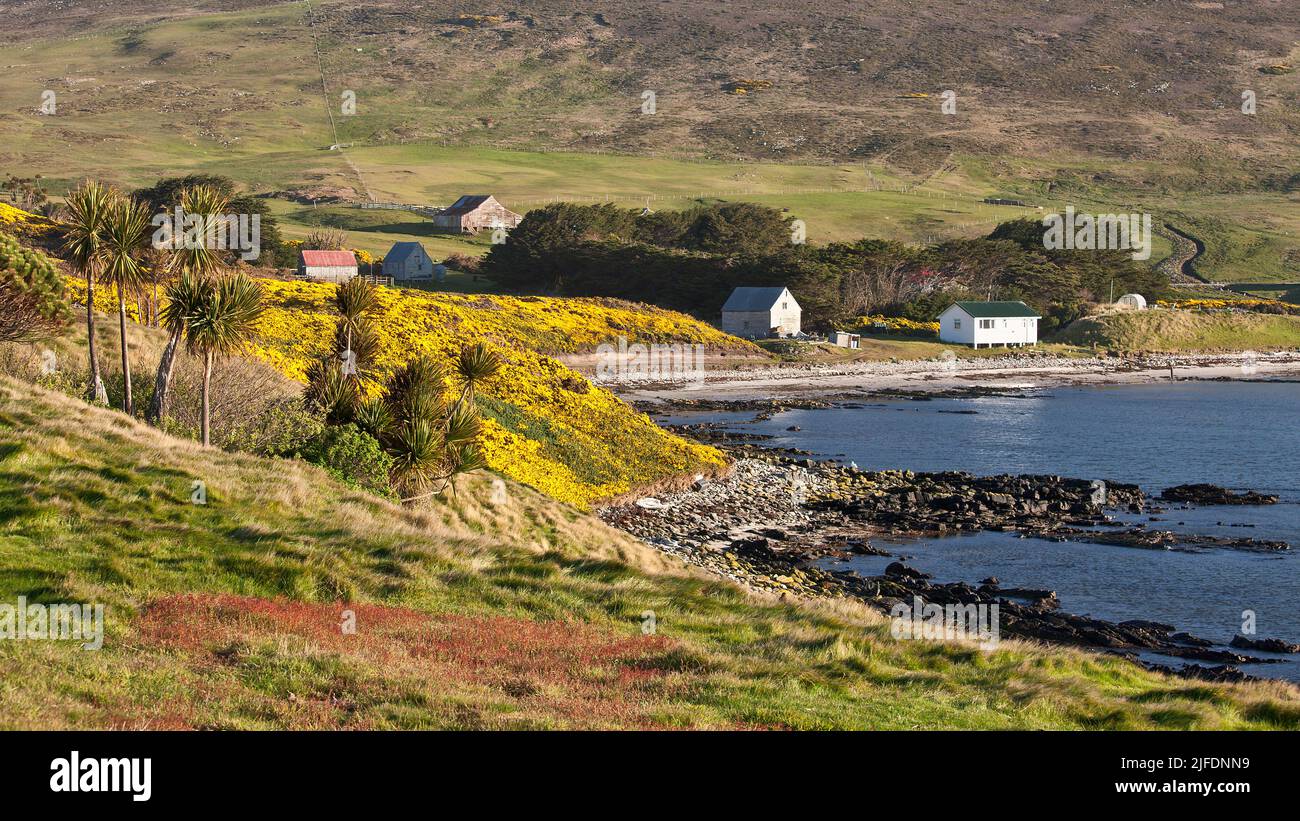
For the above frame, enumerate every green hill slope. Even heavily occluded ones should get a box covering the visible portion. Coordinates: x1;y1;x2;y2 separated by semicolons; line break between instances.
3;377;1300;729
1055;310;1300;352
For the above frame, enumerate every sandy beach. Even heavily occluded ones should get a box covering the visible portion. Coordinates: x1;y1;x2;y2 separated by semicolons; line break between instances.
610;351;1300;403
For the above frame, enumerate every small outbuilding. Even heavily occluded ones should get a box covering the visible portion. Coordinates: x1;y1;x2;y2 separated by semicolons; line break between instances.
1115;293;1148;310
721;286;802;339
432;195;522;234
383;241;435;281
938;300;1039;348
831;331;861;349
298;249;358;283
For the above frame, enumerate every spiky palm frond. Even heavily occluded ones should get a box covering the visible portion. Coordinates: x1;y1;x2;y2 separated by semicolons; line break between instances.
334;277;377;324
159;272;208;337
448;443;488;476
353;396;393;438
169;185;233;278
453;342;503;401
384;354;447;424
305;356;359;424
183;272;264;359
331;314;381;377
444;401;481;445
98;194;154;294
387;419;444;492
60;181;112;275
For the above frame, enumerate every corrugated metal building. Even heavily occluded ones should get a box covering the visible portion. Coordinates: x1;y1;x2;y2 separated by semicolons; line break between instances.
298;249;358;283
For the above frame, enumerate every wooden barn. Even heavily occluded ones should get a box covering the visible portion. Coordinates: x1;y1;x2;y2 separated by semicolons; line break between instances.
297;249;358;283
432;195;522;234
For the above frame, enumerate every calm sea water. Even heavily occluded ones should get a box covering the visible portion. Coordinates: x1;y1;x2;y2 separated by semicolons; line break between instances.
665;381;1300;679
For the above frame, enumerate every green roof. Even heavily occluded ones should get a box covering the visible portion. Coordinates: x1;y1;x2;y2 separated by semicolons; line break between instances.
952;301;1040;318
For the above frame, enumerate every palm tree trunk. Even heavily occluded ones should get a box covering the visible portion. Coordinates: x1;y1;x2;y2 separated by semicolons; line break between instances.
201;350;213;447
85;272;107;404
146;328;182;425
117;285;133;415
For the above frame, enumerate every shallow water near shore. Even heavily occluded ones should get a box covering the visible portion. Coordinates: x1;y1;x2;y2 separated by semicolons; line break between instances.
667;380;1300;680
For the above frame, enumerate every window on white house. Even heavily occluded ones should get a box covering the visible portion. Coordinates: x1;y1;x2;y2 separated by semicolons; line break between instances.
953;318;962;330
782;302;788;310
979;319;995;329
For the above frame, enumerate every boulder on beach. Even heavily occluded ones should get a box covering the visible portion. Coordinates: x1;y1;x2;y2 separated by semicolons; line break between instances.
1160;484;1278;505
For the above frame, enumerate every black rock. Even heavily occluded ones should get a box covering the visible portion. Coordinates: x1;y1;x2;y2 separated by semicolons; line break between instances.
1229;635;1300;653
884;561;931;580
1160;484;1279;506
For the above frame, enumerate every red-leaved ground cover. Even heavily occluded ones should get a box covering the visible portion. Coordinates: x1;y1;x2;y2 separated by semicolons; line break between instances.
131;594;714;729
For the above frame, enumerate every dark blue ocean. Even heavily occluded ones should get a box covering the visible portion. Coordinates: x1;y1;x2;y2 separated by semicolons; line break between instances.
665;381;1300;679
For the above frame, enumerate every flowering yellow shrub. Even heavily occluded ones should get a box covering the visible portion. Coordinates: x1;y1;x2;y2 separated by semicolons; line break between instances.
852;315;940;336
64;276;141;320
66;274;731;507
247;281;731;506
1157;298;1298;315
0;203;55;238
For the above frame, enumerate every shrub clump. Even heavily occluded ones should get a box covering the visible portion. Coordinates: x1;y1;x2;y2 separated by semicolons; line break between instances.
0;232;69;343
296;424;397;499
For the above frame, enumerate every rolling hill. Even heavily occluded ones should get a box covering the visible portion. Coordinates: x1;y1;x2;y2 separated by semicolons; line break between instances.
1;0;1297;280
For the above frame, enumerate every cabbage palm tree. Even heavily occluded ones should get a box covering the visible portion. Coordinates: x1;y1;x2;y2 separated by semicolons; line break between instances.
60;181;112;403
333;276;377;358
147;185;231;424
183;273;264;446
98;194;155;415
451;342;502;407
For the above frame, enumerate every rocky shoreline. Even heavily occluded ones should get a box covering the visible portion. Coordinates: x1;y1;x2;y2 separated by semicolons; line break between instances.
599;451;1295;683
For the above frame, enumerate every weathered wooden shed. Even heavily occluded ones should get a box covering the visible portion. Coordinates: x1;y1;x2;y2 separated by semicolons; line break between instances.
432;195;522;234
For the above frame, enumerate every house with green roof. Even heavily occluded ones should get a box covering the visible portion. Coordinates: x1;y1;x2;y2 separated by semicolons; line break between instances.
938;301;1040;348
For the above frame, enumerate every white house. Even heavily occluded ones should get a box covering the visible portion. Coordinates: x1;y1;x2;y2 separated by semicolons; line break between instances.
938;301;1039;348
1115;293;1147;310
721;287;801;339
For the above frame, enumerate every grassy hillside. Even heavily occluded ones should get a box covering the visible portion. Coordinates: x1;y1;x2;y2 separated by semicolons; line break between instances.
2;1;1297;279
4;376;1300;729
63;275;749;507
1055;309;1300;353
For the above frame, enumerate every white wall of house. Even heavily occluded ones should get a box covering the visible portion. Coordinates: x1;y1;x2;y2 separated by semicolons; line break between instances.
770;295;801;336
389;250;433;280
721;310;776;338
302;265;357;283
938;306;1038;347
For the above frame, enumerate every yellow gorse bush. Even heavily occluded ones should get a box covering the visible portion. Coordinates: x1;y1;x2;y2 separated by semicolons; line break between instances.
1156;298;1298;314
853;315;940;335
66;275;733;508
0;202;56;238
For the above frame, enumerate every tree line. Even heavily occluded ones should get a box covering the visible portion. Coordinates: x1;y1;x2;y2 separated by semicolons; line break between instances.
483;202;1168;335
